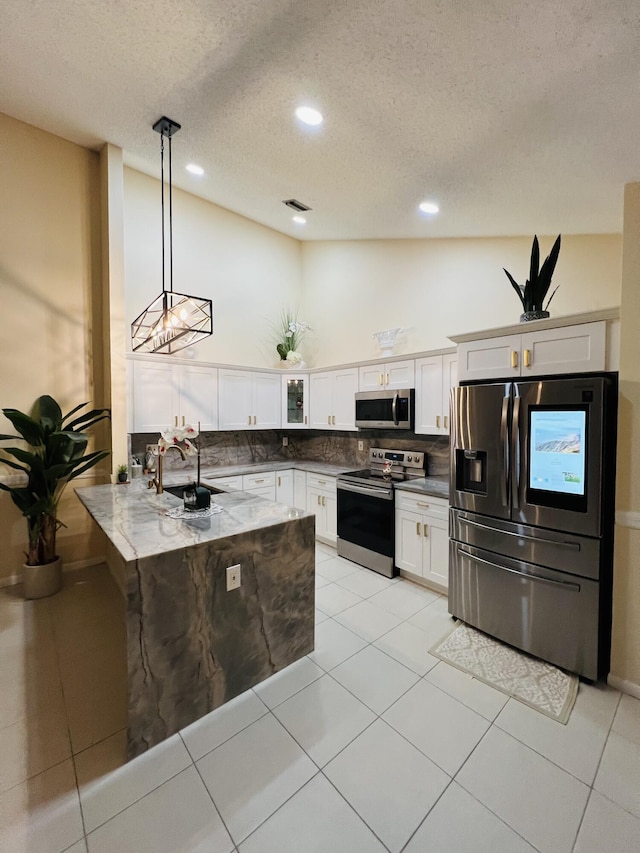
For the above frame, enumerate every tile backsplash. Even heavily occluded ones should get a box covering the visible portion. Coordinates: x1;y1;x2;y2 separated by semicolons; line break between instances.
130;429;450;476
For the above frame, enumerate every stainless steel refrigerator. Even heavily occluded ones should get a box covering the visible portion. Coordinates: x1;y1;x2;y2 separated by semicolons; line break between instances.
449;373;617;680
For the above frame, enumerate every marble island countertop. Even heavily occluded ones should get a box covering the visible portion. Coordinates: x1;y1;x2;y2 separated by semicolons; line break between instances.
75;478;310;563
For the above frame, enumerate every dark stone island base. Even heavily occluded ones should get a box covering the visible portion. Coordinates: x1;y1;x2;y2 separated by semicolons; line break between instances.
127;516;315;757
75;481;315;759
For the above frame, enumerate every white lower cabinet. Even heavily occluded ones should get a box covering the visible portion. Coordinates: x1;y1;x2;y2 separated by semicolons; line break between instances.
306;473;337;545
395;492;449;590
208;475;243;491
293;470;307;510
242;471;276;500
275;470;294;505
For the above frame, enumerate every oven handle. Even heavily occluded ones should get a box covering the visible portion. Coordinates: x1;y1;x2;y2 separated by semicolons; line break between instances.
337;481;394;500
457;516;581;550
456;546;581;591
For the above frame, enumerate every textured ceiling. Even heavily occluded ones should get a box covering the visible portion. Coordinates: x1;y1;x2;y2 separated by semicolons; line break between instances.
2;0;640;240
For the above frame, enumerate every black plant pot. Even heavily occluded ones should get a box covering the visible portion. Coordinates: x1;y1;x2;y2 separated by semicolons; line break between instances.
520;310;550;323
117;472;128;483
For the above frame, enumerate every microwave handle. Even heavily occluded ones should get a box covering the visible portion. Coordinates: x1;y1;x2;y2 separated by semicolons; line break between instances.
392;392;398;425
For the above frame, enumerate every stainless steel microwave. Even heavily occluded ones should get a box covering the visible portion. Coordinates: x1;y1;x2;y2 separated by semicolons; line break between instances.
355;389;415;429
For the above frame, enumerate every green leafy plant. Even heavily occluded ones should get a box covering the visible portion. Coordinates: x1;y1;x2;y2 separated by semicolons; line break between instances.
0;395;110;565
504;234;562;313
117;463;128;475
272;308;311;364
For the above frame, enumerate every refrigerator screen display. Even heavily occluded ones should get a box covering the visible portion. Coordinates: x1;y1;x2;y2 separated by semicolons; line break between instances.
529;409;587;496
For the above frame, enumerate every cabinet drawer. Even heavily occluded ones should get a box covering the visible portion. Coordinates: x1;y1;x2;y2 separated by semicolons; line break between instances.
208;475;243;491
307;473;336;492
396;492;448;519
242;471;276;489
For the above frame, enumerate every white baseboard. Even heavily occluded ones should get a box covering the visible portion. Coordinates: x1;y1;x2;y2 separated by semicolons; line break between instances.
607;673;640;699
0;556;106;590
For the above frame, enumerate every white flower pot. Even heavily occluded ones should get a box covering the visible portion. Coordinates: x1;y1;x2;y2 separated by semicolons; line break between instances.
22;557;63;599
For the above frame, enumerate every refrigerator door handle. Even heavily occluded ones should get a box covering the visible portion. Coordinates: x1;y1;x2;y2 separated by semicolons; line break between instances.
457;517;581;550
500;396;509;507
512;394;521;508
456;547;581;591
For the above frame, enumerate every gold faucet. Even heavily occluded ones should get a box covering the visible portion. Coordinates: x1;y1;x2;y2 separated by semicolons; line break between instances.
148;444;188;494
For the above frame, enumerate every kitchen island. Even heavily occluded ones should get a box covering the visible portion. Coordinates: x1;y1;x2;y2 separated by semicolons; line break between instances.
75;480;315;758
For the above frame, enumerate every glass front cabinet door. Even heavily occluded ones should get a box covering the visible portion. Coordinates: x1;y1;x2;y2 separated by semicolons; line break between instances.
281;374;309;429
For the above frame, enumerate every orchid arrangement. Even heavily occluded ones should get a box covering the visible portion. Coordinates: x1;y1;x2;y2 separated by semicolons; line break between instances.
273;309;312;364
157;424;199;456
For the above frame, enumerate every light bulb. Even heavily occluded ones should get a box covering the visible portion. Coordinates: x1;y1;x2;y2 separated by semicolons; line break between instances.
295;106;323;126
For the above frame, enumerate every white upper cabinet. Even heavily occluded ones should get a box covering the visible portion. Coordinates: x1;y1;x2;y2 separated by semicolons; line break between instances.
219;369;281;430
131;359;217;433
457;321;607;382
358;359;415;391
281;374;309;429
310;368;358;430
415;353;457;435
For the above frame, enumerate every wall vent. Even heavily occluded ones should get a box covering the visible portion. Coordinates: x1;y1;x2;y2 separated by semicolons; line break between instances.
283;198;311;213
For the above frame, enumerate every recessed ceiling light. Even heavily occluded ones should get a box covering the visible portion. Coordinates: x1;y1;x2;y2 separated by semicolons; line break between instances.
292;215;307;224
186;163;204;176
419;201;439;215
295;106;323;126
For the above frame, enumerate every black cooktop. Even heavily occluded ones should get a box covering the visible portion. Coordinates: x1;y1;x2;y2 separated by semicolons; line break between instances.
339;469;407;485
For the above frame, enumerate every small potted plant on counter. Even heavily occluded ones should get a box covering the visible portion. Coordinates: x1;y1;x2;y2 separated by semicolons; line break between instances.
0;395;110;598
117;463;129;483
504;234;562;322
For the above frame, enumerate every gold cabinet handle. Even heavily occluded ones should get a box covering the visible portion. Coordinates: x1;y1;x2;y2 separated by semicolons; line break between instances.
175;415;178;427
328;415;331;425
318;479;326;485
253;415;257;425
278;476;281;487
444;415;448;429
317;495;321;506
379;373;383;386
524;348;531;368
417;501;430;509
423;524;429;538
182;415;185;426
255;478;265;484
248;415;252;425
436;415;440;429
416;521;421;536
332;415;336;425
385;372;389;385
304;415;307;424
322;496;326;506
511;350;518;369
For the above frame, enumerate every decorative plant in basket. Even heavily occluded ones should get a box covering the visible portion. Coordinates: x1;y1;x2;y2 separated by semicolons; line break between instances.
0;395;110;598
504;234;562;322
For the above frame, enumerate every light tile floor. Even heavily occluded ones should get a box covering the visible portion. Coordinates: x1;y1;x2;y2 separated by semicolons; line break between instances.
0;546;639;852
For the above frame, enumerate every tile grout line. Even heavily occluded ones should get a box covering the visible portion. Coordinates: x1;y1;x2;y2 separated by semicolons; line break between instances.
186;731;238;853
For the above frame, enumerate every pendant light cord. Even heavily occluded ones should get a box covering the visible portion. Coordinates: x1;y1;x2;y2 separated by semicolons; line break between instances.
160;131;166;295
169;132;173;294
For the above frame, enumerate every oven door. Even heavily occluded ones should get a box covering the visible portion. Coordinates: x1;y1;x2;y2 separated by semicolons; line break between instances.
337;480;395;576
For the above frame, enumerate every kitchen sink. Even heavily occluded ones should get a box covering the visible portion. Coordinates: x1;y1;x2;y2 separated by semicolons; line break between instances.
164;482;224;498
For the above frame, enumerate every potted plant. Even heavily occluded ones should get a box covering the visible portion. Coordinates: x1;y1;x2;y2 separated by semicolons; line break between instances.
272;308;312;367
117;463;129;483
0;395;110;598
504;234;562;322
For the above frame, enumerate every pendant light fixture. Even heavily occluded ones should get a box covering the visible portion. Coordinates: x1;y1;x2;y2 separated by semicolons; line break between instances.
131;116;213;354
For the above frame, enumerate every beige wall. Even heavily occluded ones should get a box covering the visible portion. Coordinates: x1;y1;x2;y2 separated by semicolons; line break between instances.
123;168;302;367
300;235;621;366
0;113;108;584
611;183;640;691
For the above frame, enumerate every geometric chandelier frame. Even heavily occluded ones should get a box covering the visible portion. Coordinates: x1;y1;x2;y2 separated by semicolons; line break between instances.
131;116;213;355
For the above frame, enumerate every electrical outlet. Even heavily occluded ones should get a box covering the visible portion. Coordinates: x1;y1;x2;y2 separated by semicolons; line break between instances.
282;437;289;447
358;440;364;451
226;564;241;591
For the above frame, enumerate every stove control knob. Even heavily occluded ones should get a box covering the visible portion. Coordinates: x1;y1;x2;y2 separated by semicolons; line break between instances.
408;455;413;462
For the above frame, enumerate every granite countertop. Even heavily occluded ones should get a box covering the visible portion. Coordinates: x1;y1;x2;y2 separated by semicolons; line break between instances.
393;476;450;499
195;460;353;480
75;479;310;563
